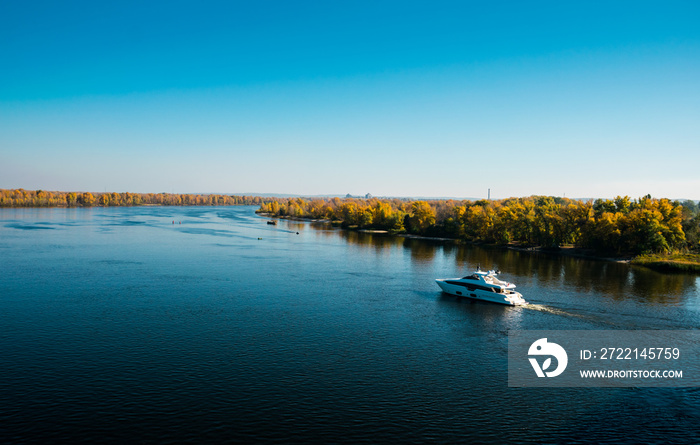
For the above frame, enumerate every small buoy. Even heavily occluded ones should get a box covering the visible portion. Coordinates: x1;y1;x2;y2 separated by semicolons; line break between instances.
296;232;299;235
258;237;263;240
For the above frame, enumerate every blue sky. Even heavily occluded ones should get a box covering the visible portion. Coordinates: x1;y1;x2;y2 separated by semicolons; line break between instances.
1;1;699;199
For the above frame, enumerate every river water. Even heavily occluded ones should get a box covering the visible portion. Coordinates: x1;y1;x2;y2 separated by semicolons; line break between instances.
1;206;699;443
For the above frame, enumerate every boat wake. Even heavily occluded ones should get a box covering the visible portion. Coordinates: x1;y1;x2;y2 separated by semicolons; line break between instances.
522;303;591;321
522;303;633;329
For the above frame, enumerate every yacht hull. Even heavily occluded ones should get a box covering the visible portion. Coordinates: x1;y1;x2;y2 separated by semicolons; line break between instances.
436;279;527;306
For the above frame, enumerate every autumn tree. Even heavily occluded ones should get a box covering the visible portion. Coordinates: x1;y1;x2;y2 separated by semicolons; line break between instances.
78;192;95;206
406;201;436;234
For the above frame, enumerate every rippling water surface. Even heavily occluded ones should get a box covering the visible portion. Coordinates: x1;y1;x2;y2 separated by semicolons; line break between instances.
1;206;699;443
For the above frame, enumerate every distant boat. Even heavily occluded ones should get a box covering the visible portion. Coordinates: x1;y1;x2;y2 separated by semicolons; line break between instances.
435;269;527;306
267;220;277;225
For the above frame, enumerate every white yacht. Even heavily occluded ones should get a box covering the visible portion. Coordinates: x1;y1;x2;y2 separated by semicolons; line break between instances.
435;269;527;306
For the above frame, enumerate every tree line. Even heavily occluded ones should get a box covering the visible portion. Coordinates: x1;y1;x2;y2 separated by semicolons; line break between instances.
0;189;266;208
257;195;700;256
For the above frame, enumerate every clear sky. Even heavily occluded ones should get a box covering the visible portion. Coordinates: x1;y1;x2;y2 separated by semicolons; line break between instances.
1;1;699;199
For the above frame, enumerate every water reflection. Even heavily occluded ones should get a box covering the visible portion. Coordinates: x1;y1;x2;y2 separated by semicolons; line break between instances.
337;230;405;251
437;292;526;332
293;221;699;308
446;246;698;306
285;221;308;232
627;267;698;304
402;238;440;263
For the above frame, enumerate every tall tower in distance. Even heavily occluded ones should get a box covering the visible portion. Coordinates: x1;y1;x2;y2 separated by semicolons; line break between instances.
488;188;490;200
